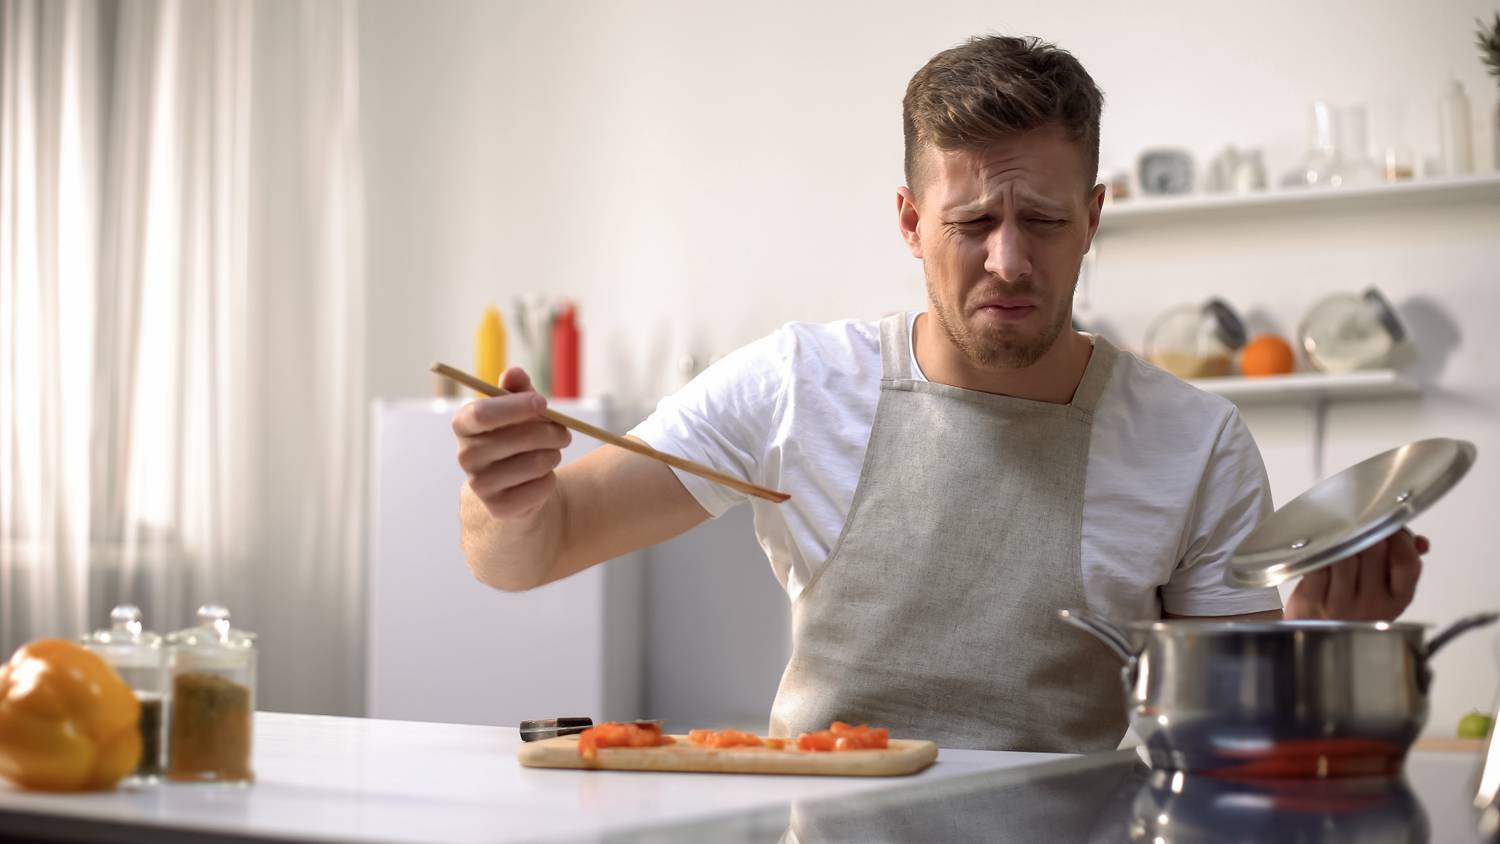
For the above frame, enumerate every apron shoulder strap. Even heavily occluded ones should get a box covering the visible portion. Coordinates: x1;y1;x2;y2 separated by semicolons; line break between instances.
878;312;913;381
1069;334;1119;414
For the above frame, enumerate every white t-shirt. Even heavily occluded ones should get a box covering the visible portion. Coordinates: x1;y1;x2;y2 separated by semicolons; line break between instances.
629;312;1283;621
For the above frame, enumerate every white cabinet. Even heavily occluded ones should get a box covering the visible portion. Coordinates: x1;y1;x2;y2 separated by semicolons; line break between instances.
644;505;792;730
366;398;644;725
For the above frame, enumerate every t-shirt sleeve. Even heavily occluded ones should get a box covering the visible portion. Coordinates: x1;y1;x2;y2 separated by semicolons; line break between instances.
625;329;789;517
1160;408;1285;616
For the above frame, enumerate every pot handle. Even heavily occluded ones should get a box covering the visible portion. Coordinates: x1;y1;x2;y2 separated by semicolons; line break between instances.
1058;609;1138;663
1424;611;1500;659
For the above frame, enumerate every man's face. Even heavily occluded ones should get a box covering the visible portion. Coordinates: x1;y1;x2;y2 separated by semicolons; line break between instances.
898;125;1104;369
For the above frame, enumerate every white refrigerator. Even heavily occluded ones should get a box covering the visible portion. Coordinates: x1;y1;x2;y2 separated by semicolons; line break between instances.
365;397;644;726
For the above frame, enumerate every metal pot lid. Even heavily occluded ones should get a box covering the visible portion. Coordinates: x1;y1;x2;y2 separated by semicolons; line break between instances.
1227;438;1476;588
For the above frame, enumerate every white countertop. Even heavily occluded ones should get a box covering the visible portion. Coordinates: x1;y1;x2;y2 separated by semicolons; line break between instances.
0;712;1067;843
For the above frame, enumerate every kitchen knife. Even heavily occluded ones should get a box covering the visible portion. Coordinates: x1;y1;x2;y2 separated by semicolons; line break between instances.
518;717;665;742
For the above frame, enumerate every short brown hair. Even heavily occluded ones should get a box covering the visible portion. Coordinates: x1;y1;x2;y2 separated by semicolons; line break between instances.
902;35;1103;196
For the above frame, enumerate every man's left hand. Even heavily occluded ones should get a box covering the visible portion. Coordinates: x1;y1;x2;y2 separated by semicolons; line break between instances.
1283;528;1426;621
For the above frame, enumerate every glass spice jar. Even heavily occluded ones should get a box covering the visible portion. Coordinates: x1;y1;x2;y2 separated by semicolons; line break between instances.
81;605;165;782
1298;287;1407;374
164;605;257;783
1144;298;1249;379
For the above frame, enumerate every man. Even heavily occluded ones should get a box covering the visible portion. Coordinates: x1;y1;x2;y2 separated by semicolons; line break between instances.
451;35;1423;752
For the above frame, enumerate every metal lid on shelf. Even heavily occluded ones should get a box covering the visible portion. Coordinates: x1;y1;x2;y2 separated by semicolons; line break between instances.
1363;286;1407;344
1227;438;1476;588
1203;298;1248;351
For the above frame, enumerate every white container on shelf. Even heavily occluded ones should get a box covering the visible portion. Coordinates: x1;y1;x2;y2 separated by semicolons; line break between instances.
366;397;643;726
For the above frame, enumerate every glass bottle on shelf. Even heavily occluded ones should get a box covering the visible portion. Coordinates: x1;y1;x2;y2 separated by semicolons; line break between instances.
1369;99;1415;182
1281;101;1341;188
81;605;165;782
164;605;257;783
1330;105;1383;187
1382;145;1415;182
1438;79;1474;176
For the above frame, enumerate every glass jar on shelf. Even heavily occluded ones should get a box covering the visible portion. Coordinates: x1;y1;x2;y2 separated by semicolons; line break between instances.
164;605;257;783
1330;105;1383;187
1382;145;1415;182
1298;287;1407;373
1144;298;1248;379
1281;101;1341;188
81;605;165;781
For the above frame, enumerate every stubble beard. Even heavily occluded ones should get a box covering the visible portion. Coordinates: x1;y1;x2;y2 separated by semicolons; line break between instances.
925;276;1072;370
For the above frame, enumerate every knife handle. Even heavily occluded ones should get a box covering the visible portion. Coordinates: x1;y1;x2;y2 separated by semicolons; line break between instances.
519;716;593;742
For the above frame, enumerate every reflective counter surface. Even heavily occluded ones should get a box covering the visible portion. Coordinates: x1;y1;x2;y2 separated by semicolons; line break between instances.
601;749;1494;843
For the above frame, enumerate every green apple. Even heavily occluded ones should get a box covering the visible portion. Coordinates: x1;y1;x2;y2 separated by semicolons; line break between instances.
1458;711;1495;739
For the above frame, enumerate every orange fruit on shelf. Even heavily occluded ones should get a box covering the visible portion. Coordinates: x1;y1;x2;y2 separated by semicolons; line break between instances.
1240;334;1296;377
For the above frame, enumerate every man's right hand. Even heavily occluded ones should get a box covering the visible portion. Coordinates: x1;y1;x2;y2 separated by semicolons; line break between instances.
451;367;572;520
453;367;709;592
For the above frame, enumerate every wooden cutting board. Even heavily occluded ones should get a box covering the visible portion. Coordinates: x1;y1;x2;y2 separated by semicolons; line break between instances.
1413;736;1485;753
517;734;939;776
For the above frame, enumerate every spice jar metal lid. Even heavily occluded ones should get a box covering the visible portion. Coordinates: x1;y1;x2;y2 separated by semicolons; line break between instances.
1202;298;1248;351
166;605;256;668
81;605;162;668
1362;287;1406;344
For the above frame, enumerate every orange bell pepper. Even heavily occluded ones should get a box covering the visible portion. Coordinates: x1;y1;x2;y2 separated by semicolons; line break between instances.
0;639;142;790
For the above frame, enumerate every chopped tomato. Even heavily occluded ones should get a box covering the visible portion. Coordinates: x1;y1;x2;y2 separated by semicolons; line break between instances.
797;731;837;752
796;721;889;752
687;729;768;749
576;722;674;762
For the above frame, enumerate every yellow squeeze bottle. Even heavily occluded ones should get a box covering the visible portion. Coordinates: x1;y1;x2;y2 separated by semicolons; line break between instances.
475;304;508;395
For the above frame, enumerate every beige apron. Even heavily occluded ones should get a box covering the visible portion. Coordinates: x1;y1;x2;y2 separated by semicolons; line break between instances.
768;313;1127;752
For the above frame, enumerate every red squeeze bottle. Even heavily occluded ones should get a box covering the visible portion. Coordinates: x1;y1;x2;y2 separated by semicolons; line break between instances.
551;303;580;398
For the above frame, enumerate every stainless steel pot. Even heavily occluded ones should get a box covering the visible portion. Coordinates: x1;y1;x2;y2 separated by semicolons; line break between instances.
1059;609;1498;777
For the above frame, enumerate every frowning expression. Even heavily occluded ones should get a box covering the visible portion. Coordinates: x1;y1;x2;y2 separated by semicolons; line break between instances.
900;125;1104;368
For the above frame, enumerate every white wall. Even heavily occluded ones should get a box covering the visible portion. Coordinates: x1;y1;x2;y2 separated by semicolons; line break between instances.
360;0;1500;736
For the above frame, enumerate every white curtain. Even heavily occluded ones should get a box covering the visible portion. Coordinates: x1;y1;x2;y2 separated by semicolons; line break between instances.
2;0;105;653
1;0;365;715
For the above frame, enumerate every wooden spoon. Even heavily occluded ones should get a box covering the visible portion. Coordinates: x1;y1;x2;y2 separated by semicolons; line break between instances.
432;362;791;504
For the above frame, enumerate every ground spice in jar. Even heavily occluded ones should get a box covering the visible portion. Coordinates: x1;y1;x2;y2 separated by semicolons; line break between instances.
168;672;253;782
134;693;164;777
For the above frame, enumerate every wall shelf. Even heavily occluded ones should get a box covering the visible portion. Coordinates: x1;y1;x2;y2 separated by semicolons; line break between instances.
1190;370;1419;405
1098;173;1500;233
